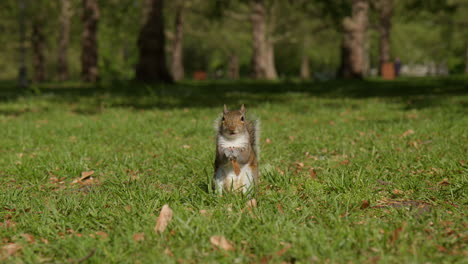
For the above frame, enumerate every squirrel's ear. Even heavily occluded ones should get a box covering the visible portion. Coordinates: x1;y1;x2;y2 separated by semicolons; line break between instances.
223;104;228;114
240;104;245;114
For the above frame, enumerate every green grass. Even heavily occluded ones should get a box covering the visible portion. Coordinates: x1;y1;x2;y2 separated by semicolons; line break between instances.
0;77;467;263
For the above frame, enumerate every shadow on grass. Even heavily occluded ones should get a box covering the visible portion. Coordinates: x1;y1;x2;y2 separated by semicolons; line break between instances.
0;77;467;113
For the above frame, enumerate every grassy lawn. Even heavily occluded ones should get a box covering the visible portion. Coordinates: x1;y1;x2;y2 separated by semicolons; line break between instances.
0;77;467;263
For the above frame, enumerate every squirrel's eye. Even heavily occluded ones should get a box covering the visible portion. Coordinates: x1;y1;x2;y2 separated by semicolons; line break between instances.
222;117;225;121
241;116;244;121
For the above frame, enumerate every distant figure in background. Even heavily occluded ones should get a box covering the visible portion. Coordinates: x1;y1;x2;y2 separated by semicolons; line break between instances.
394;57;401;77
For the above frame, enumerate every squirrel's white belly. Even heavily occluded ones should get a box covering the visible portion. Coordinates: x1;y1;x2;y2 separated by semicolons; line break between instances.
215;164;254;194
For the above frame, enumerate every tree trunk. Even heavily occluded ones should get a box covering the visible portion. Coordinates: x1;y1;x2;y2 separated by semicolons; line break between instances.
465;41;468;74
300;55;310;80
18;0;28;88
31;18;46;82
377;0;393;76
228;53;239;80
135;0;172;83
265;40;277;79
363;30;370;76
81;0;100;82
171;3;184;81
58;0;72;81
338;0;369;79
251;0;267;79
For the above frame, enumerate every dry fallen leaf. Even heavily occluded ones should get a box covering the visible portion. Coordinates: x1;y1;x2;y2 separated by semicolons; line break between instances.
81;170;95;179
182;145;191;149
133;233;145;242
0;220;17;229
164;248;174;257
1;243;22;260
21;233;35;244
360;200;370;209
155;204;173;233
210;236;234;251
199;209;208;215
276;203;284;214
72;170;97;185
265;138;272;144
438;178;450;186
95;231;108;239
246;199;257;209
390;222;406;246
392;189;403;195
309;168;317;179
401;129;415;138
275;242;292;256
340;160;350;165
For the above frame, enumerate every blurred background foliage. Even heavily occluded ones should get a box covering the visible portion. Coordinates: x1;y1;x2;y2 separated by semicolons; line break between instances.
0;0;466;82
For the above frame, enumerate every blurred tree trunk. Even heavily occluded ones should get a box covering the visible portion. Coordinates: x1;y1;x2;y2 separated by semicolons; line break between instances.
300;37;310;80
31;17;46;82
18;0;28;88
81;0;100;82
251;0;276;80
57;0;72;81
228;53;239;80
265;40;277;79
171;2;184;81
363;31;370;76
377;0;393;76
136;0;172;83
251;0;267;79
338;0;369;79
300;55;310;80
465;41;468;74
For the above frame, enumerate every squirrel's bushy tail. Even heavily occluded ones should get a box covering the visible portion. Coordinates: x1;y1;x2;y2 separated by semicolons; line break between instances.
247;119;260;160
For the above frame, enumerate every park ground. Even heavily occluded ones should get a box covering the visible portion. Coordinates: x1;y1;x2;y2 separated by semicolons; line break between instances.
0;77;467;263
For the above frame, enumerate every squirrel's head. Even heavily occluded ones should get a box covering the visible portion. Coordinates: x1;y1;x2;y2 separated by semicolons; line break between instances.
220;104;247;138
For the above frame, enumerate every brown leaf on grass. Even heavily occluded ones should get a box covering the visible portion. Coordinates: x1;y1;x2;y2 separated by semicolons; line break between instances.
41;238;49;244
81;171;95;179
182;145;191;149
72;171;96;185
288;136;296;141
1;243;22;260
133;233;145;242
0;220;17;229
199;209;209;216
95;231;108;239
21;233;35;244
275;242;292;256
309;168;317;179
392;189;403;195
246;199;257;209
276;203;284;215
401;129;415;138
210;236;234;251
340;160;350;165
360;200;370;210
231;160;241;176
436;244;447;252
155;204;173;233
164;248;174;257
389;222;406;246
438;178;450;186
265;138;272;144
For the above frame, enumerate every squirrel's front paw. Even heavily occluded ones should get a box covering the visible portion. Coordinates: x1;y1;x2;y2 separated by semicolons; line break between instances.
223;148;234;159
230;148;240;158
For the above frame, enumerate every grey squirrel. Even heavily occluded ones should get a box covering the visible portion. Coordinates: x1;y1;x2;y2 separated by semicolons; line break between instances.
213;104;260;194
